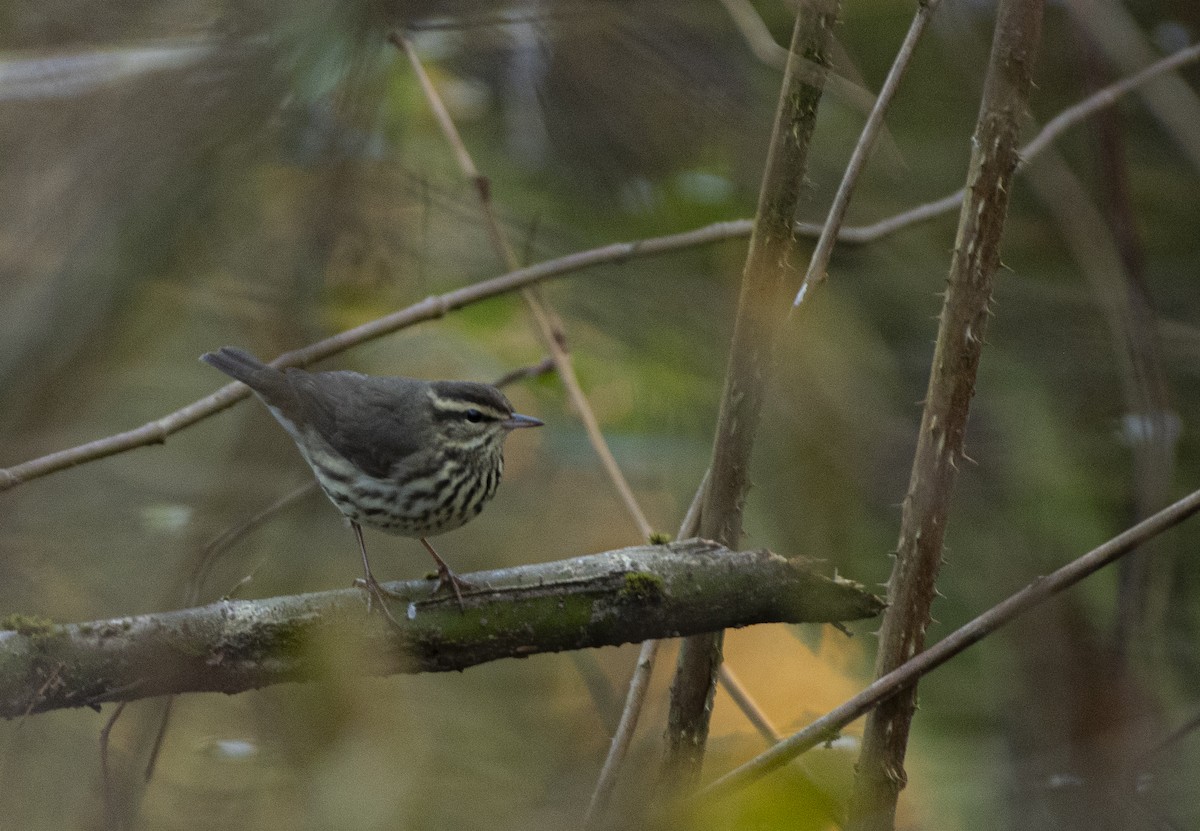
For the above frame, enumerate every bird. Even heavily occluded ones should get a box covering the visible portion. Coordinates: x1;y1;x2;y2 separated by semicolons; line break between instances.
200;346;542;609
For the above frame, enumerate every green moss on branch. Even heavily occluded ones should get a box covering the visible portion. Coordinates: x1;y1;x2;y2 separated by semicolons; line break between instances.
0;540;881;718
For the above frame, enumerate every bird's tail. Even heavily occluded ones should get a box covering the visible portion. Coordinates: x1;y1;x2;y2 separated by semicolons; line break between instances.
200;346;276;387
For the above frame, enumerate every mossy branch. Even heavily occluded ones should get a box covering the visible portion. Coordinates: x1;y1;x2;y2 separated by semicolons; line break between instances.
0;540;882;719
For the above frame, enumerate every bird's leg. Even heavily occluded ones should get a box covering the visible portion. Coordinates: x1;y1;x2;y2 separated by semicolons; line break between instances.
420;537;478;607
351;521;402;626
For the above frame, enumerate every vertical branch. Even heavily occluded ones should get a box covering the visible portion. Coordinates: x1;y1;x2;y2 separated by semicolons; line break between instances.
662;0;839;788
844;0;1045;828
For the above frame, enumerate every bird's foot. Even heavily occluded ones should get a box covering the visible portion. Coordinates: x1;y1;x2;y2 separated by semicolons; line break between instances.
430;565;479;610
354;574;403;627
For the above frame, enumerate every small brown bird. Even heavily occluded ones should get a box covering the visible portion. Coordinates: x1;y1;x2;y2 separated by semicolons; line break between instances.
201;347;542;607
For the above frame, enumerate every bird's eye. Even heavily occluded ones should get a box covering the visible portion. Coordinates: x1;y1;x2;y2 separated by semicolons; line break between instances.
465;408;483;423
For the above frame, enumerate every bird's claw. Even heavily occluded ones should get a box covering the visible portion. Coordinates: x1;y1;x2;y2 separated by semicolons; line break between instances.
431;566;478;610
354;574;403;627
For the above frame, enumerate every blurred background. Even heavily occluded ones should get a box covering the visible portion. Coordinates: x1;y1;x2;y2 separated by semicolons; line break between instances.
2;0;1199;828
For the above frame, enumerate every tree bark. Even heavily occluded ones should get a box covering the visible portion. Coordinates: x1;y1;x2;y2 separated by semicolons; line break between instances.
845;0;1046;828
0;540;882;719
663;0;838;789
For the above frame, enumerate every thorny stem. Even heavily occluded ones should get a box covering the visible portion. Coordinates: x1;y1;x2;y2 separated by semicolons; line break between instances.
845;0;1045;826
664;0;837;790
700;484;1200;800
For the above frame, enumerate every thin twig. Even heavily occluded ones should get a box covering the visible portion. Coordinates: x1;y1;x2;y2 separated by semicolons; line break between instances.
584;641;661;828
718;0;790;70
140;479;317;784
397;39;784;814
699;483;1200;801
0;222;746;493
1064;0;1200;173
717;664;783;744
394;32;654;539
718;0;882;119
3;41;1194;494
796;0;941;304
841;40;1200;244
395;43;779;815
491;356;556;389
142;697;174;782
397;39;786;807
525;290;654;537
833;193;961;243
99;701;127;828
583;471;709;828
1022;42;1200;163
188;481;317;602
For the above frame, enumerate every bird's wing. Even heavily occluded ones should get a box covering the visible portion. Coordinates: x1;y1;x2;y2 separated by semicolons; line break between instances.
285;371;426;480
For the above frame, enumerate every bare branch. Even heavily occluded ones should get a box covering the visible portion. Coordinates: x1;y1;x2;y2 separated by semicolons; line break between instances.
842;41;1200;244
717;664;783;743
395;35;786;818
0;541;882;719
1064;0;1200;173
490;356;556;389
845;0;1045;825
797;0;941;302
664;0;838;788
699;484;1200;800
586;639;662;825
3;41;1193;494
718;0;882;118
1023;42;1200;163
0;222;747;493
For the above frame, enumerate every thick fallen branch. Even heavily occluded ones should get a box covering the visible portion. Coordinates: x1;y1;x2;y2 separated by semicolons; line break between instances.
0;540;881;719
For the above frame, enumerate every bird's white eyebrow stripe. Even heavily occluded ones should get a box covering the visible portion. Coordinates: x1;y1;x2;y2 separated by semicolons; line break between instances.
427;389;507;420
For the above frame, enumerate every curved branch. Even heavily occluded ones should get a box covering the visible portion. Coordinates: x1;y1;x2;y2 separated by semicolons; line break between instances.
0;223;748;493
3;42;1194;494
839;41;1200;244
0;540;882;719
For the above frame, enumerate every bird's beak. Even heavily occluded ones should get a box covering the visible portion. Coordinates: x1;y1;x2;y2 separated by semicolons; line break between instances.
502;413;543;430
